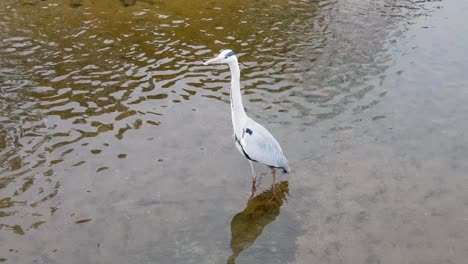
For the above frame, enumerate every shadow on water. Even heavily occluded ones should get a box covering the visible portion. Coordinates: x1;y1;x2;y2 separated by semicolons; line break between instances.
227;181;289;264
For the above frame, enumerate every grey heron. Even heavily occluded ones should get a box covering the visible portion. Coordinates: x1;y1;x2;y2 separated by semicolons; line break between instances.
203;50;290;194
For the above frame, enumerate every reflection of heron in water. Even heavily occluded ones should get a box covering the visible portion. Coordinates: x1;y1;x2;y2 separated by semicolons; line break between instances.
227;181;289;264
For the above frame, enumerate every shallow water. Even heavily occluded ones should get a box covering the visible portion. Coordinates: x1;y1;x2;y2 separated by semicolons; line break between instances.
1;0;467;263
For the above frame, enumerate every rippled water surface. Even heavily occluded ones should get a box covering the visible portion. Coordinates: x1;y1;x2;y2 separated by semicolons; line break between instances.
1;0;468;263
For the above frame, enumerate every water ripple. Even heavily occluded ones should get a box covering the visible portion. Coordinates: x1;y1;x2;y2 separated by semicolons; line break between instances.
0;0;436;235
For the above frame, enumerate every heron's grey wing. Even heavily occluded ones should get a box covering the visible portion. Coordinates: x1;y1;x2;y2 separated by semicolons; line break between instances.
240;119;289;169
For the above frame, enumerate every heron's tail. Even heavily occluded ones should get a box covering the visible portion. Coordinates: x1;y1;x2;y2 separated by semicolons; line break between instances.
282;164;290;174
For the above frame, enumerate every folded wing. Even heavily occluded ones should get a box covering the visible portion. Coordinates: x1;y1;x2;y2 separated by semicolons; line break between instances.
239;118;289;171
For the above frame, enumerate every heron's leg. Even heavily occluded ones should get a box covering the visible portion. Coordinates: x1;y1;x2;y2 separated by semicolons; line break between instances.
270;167;280;202
271;167;276;189
249;160;257;198
249;160;256;184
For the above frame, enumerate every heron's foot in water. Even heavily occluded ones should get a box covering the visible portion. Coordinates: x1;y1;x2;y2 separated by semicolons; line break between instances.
268;185;281;203
269;194;281;203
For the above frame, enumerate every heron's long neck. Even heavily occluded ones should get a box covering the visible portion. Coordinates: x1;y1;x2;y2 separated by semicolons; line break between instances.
228;60;247;135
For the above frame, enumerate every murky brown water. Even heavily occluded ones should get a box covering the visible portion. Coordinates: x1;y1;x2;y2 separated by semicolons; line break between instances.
1;0;467;263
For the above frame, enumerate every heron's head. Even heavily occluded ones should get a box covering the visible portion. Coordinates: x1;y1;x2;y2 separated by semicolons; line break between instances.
203;49;237;65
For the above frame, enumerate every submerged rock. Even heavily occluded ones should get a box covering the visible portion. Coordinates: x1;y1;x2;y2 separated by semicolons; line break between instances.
120;0;136;6
69;0;83;8
120;0;157;7
18;0;39;5
140;0;157;4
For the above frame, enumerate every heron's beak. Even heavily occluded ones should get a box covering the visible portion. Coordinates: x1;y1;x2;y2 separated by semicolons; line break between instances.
203;57;222;65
